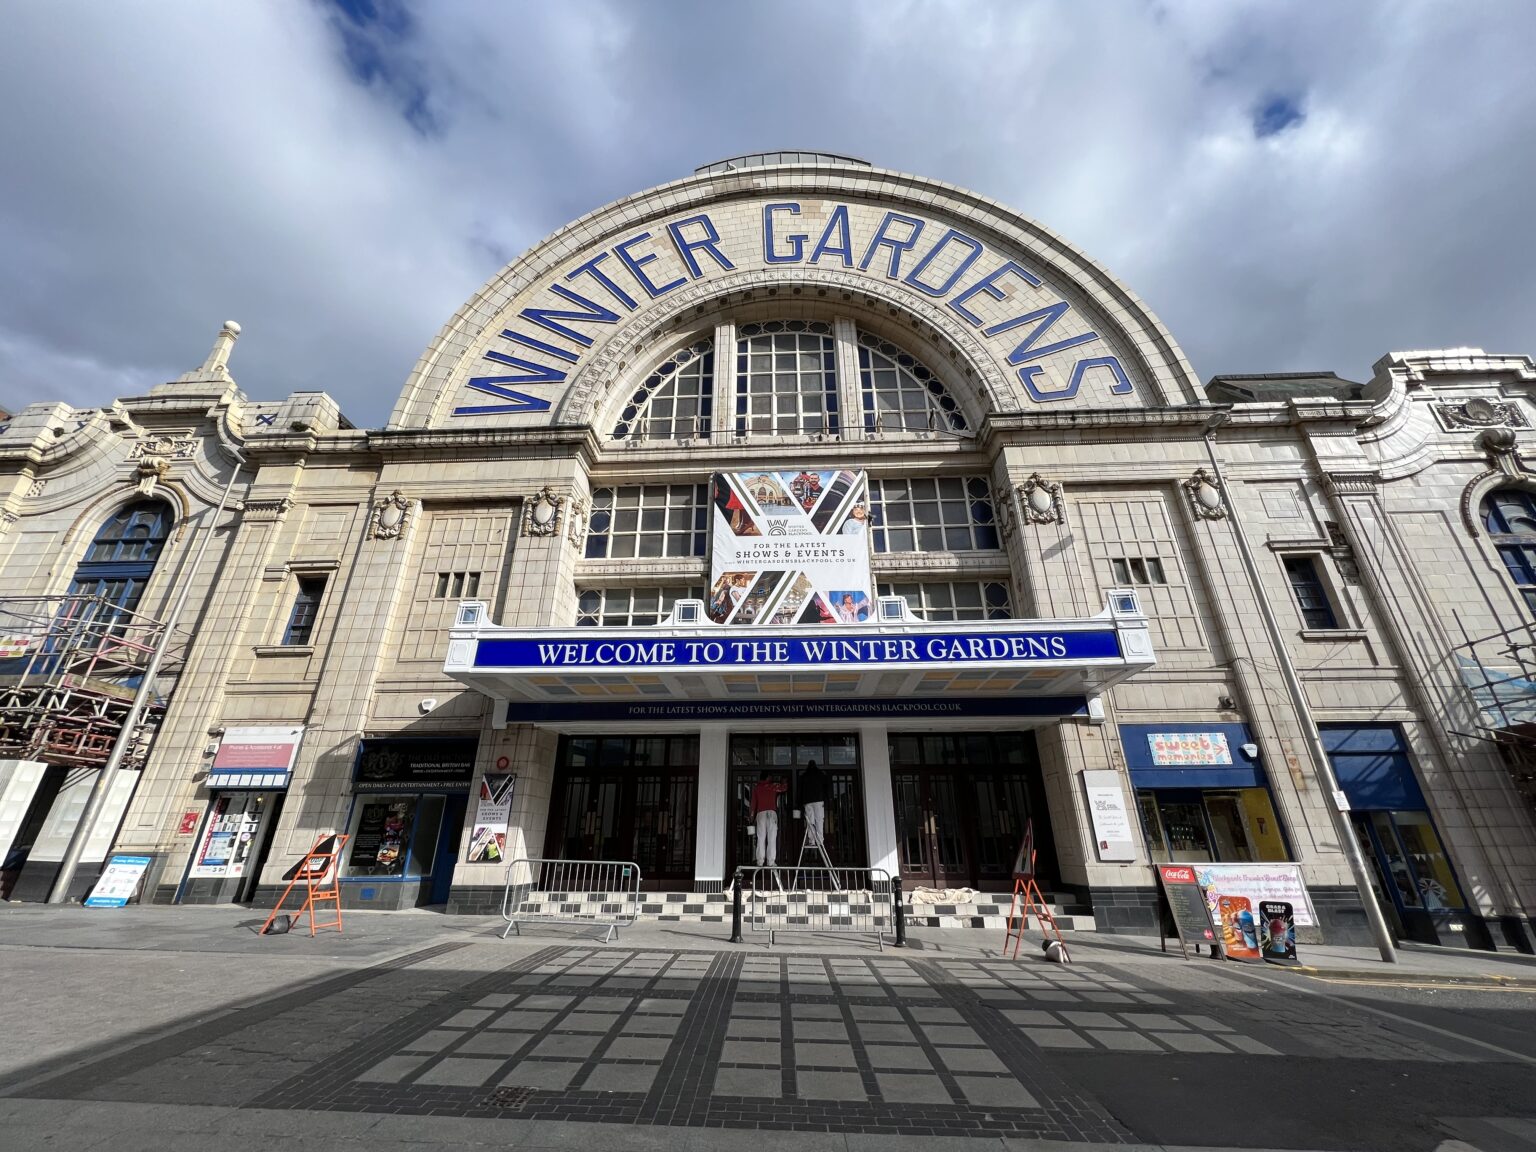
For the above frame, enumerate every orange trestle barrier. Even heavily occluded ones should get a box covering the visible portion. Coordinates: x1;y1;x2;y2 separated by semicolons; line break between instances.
259;833;350;937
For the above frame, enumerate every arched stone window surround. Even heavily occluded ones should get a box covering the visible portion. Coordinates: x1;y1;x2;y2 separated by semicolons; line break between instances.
608;336;715;441
594;294;985;446
63;497;176;624
1479;485;1536;614
856;328;968;434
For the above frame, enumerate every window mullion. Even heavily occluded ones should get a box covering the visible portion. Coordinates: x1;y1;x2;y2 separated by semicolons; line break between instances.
712;320;735;446
833;317;862;443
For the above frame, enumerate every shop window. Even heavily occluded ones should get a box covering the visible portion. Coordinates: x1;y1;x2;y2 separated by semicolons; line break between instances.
576;585;706;626
734;321;837;436
611;339;713;440
282;575;327;645
856;330;966;434
1282;555;1339;629
585;484;708;559
876;580;1011;621
1136;788;1287;864
1481;487;1536;613
868;476;999;552
432;571;481;599
1110;557;1166;585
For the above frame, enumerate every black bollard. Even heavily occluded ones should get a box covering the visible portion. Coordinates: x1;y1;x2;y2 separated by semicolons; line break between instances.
728;870;744;944
892;872;907;948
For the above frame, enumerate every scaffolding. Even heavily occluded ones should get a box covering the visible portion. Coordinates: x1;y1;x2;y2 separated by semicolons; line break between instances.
1450;612;1536;820
0;595;183;771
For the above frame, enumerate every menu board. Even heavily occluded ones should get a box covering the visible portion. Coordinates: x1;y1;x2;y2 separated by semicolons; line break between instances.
1155;863;1219;960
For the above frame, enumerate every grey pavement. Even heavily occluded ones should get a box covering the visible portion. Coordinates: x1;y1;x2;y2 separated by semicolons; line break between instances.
1;904;1534;1151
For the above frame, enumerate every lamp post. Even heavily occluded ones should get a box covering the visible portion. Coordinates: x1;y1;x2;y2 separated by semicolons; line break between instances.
1200;409;1397;963
48;453;246;904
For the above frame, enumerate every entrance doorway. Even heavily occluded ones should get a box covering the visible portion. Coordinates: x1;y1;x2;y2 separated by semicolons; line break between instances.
726;734;864;877
545;735;699;889
889;732;1055;891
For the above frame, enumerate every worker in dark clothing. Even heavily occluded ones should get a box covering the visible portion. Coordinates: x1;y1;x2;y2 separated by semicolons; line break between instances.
800;758;827;848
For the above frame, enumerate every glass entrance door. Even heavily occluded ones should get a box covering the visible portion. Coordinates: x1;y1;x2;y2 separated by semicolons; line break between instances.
888;733;1053;891
726;734;863;876
545;736;698;889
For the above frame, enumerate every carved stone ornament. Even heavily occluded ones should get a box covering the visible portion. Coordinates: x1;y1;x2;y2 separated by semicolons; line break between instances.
565;496;589;547
1018;472;1063;524
240;496;295;522
371;490;412;540
1436;398;1528;431
0;510;17;536
522;486;564;537
993;491;1016;541
25;478;46;499
129;435;199;460
135;457;171;496
1182;468;1227;520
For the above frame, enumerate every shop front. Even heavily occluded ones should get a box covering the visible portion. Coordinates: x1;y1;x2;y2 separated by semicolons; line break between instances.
1121;723;1289;865
340;736;476;909
1320;724;1486;948
181;725;303;904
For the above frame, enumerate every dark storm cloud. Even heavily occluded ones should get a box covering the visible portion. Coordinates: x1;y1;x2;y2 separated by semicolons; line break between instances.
2;1;1534;425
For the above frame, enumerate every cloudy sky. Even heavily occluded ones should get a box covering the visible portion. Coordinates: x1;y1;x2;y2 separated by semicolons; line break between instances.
2;1;1534;426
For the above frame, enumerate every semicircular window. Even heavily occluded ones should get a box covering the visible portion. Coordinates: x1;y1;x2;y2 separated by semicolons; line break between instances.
857;330;967;434
611;339;714;440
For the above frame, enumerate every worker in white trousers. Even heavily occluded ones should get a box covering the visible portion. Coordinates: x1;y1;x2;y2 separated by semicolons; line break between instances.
751;771;787;868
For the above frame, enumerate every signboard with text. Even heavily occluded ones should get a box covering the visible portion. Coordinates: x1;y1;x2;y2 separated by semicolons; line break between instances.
1196;862;1316;928
84;854;152;908
467;773;516;864
1081;770;1136;861
1155;863;1219;960
1147;732;1232;766
709;470;873;626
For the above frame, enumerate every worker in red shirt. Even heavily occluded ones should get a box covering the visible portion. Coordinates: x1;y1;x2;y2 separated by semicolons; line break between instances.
750;771;788;869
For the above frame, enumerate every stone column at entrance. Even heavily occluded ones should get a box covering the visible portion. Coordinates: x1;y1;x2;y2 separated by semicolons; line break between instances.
860;723;898;878
695;726;729;890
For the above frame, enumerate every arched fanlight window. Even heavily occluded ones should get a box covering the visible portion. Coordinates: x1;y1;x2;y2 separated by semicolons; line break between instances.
611;339;714;440
734;321;837;436
1482;488;1536;612
857;330;967;433
68;499;173;619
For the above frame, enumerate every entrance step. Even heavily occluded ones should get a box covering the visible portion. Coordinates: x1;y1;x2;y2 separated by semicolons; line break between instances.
507;890;1095;932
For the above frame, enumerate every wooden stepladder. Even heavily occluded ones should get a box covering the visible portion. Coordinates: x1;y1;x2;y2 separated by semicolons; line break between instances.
1003;821;1066;959
260;833;349;937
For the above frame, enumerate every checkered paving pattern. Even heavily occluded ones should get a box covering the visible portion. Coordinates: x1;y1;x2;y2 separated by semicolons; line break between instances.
253;945;1130;1139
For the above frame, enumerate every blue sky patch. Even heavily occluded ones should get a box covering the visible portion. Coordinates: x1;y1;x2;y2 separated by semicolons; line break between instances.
1253;93;1306;138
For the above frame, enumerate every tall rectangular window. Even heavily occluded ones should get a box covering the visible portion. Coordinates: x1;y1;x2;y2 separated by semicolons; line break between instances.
283;576;327;645
1283;556;1337;629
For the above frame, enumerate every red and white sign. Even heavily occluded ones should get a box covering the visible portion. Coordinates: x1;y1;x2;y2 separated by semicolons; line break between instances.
177;810;200;835
208;725;304;789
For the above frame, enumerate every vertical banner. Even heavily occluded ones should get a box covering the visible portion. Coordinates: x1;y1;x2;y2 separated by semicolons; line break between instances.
709;470;873;625
1215;894;1262;961
467;773;516;863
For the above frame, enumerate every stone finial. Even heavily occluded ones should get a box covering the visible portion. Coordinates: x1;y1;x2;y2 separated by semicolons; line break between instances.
200;321;242;376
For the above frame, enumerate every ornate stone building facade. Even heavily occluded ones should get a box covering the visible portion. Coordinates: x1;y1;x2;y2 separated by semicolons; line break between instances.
1;153;1533;951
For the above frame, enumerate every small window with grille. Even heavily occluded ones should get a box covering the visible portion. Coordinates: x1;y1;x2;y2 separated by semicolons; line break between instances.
576;586;708;626
1109;557;1167;585
432;572;482;599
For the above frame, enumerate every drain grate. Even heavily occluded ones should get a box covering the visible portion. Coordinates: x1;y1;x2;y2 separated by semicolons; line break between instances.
489;1085;534;1110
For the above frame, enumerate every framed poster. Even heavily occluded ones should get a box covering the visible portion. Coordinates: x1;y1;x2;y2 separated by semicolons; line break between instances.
1081;770;1136;861
467;773;516;864
84;854;152;908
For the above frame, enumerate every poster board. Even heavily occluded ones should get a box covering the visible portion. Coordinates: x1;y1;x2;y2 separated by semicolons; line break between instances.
1195;862;1317;928
467;773;516;864
84;854;152;908
708;470;873;625
1155;864;1219;960
1259;900;1299;965
1081;770;1136;861
1010;820;1036;881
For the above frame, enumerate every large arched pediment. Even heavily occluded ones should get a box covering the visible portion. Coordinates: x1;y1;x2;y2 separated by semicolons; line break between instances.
390;164;1202;431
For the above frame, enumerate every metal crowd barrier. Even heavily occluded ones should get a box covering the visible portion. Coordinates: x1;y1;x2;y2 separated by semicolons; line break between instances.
731;865;901;950
500;857;642;943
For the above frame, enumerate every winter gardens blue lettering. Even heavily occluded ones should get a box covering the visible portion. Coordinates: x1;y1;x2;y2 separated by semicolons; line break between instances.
473;629;1120;669
452;203;1133;415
